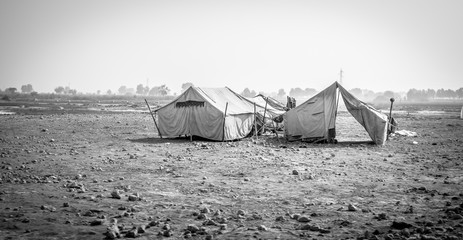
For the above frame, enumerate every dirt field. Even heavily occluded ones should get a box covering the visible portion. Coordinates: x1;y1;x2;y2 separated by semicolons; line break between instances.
0;100;462;240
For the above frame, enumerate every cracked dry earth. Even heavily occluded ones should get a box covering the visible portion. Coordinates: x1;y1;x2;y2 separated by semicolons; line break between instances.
0;107;462;240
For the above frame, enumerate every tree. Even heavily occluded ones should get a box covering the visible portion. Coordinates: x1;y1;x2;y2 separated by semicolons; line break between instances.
241;88;256;97
54;86;64;94
5;87;17;94
136;84;149;95
436;88;445;98
181;82;194;92
383;90;395;99
426;89;436;100
118;86;127;95
106;89;112;95
97;90;101;95
149;85;170;96
349;88;363;98
277;88;286;97
304;88;317;97
21;84;33;93
456;87;463;99
289;87;304;97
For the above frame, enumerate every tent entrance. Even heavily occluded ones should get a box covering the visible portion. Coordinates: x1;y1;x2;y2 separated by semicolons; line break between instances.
334;101;372;142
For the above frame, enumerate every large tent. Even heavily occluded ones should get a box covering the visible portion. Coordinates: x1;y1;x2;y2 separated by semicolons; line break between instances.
155;86;266;141
284;82;389;145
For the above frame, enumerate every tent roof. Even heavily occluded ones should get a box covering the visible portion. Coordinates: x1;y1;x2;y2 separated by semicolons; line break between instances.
246;94;287;114
156;86;263;115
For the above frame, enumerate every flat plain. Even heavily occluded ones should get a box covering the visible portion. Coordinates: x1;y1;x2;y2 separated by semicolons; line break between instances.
0;99;462;240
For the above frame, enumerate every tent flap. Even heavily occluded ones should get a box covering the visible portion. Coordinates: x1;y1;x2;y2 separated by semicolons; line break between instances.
284;82;389;145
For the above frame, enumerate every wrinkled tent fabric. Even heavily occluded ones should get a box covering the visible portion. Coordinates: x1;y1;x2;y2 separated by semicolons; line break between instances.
254;94;288;112
338;84;388;145
155;87;263;141
246;94;286;130
284;82;389;145
284;82;338;141
246;95;286;118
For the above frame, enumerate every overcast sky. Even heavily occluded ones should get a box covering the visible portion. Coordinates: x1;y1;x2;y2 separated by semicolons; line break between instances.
1;0;462;94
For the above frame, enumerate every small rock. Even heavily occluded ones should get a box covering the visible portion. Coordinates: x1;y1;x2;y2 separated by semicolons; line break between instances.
111;190;122;199
391;221;413;230
126;227;138;238
40;205;56;212
297;216;311;222
257;225;268;231
105;219;120;239
90;219;105;226
203;219;217;226
292;170;299;175
237;209;246;216
218;224;227;230
376;213;387;220
187;224;200;233
200;207;210;213
128;193;141;201
299;224;320;231
275;216;286;221
347;203;358;211
137;225;146;233
163;230;173;237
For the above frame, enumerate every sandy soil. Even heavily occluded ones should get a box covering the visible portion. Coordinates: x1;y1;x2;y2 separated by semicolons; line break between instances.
0;101;462;240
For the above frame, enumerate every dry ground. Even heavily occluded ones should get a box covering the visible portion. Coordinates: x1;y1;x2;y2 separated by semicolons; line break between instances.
0;102;462;240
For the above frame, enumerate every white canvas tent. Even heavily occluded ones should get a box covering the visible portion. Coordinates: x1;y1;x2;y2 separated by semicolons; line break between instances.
284;82;389;145
155;87;265;141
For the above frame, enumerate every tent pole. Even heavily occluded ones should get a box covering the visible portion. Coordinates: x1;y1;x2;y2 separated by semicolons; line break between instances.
259;98;268;134
144;99;162;138
222;102;228;142
387;98;395;140
254;102;257;140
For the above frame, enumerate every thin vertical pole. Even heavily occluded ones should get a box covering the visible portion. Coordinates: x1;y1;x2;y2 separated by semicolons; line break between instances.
261;98;268;134
144;99;162;138
254;102;257;140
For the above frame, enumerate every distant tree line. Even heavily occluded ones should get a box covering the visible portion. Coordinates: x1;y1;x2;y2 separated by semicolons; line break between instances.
117;84;170;96
406;88;463;101
54;86;77;95
1;83;462;103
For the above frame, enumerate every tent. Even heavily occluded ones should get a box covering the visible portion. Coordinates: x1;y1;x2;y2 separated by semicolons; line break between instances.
250;94;288;113
245;94;287;131
284;82;389;145
155;86;265;141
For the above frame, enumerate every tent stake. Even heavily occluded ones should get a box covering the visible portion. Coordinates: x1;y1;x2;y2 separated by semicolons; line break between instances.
222;102;228;142
144;99;162;138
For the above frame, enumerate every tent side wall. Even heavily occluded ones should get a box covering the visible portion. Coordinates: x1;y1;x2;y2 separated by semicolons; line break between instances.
157;87;226;140
338;85;388;145
284;82;337;141
223;113;255;140
156;86;257;141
